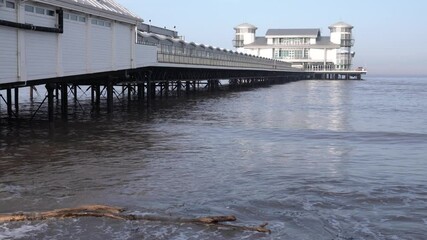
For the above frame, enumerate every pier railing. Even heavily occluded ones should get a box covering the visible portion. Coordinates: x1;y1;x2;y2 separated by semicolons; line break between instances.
137;41;298;71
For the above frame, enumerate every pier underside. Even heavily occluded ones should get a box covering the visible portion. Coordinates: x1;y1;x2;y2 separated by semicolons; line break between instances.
0;67;310;122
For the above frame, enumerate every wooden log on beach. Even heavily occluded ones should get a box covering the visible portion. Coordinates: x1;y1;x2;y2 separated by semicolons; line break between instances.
0;205;271;233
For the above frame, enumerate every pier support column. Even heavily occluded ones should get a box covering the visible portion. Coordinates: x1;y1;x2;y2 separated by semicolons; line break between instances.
61;83;68;119
91;85;95;104
137;83;143;101
55;84;59;100
147;80;155;106
46;83;55;122
30;86;34;102
95;85;101;108
6;88;12;117
165;82;169;97
14;88;19;117
185;81;191;95
107;81;114;113
177;81;182;97
128;84;132;102
193;81;197;93
73;85;77;103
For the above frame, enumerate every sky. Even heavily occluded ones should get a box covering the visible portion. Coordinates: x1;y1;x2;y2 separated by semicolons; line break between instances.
116;0;427;76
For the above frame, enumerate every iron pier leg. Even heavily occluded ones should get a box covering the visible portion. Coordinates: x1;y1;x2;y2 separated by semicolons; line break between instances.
186;81;190;95
6;88;12;117
55;84;59;100
96;84;101;108
91;85;95;104
147;80;152;106
14;87;19;117
177;81;182;97
142;82;146;100
73;84;77;103
137;83;143;101
107;81;114;113
46;84;54;122
128;83;132;102
30;86;34;102
165;81;169;97
61;83;68;119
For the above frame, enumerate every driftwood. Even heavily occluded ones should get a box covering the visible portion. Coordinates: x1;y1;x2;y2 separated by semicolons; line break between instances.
0;205;271;233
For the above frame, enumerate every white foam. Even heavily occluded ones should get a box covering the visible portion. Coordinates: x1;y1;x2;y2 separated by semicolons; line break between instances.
0;223;47;239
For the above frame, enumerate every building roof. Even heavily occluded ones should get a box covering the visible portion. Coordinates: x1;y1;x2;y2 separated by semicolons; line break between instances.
234;23;257;30
245;37;267;47
329;21;353;29
266;28;320;37
313;36;340;48
34;0;142;23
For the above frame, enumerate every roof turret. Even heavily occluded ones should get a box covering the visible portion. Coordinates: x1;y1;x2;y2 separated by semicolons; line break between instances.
234;23;257;30
329;21;353;29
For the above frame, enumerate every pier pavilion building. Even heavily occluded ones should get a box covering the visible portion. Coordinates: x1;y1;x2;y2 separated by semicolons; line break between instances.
0;0;158;85
233;22;356;71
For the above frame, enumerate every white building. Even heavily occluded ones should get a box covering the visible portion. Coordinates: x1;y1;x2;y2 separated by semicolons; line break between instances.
0;0;157;85
233;22;356;71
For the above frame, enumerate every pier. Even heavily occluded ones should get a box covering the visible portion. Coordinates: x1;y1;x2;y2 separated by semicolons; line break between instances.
0;0;365;122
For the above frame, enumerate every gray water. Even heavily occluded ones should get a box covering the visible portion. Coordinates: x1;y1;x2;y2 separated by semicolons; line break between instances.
0;77;426;239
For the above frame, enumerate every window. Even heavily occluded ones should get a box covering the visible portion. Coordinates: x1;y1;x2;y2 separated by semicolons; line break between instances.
91;18;111;27
25;5;34;12
65;12;86;22
46;10;55;16
6;1;15;9
0;0;4;5
35;7;45;14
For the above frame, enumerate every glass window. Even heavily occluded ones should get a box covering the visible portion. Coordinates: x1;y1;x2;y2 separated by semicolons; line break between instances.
64;13;70;19
105;22;111;27
46;10;55;16
97;20;105;26
91;19;97;25
25;5;34;12
6;1;15;9
70;14;78;21
78;16;86;22
35;7;44;14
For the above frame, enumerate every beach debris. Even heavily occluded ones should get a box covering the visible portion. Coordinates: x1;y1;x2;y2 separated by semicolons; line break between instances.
0;205;271;233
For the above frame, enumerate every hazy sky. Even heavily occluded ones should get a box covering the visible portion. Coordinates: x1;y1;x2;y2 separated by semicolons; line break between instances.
117;0;427;76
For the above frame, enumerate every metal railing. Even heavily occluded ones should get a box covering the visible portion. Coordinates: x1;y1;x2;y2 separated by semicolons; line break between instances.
137;42;297;71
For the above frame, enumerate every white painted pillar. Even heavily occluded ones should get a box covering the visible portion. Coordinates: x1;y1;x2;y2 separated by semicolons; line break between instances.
323;48;327;70
56;14;63;77
86;16;92;73
131;25;136;69
111;21;116;70
16;2;27;82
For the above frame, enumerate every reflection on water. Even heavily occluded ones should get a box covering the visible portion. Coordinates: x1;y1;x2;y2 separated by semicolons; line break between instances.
1;77;427;239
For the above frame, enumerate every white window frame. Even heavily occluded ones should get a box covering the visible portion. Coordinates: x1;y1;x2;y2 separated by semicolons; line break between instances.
25;4;56;17
35;6;45;15
5;1;15;9
91;17;112;28
64;12;86;23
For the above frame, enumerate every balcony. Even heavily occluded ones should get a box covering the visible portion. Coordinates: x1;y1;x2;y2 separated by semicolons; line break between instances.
233;39;244;48
341;39;355;47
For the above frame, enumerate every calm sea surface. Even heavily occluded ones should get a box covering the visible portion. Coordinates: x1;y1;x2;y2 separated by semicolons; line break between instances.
0;77;426;239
